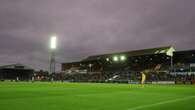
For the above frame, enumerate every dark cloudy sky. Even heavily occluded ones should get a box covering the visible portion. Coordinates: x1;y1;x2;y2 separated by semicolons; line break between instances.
0;0;195;71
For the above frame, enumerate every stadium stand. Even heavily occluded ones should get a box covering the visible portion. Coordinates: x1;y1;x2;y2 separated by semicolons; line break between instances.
60;47;168;82
0;64;34;81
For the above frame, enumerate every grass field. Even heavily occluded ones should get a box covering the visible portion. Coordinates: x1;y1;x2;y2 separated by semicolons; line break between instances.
0;82;195;110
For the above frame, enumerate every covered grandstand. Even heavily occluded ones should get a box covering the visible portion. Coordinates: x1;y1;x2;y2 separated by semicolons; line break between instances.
60;46;195;84
0;64;34;81
61;46;176;82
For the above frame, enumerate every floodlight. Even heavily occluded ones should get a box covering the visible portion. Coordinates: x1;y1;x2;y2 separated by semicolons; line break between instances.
113;56;118;61
120;55;126;61
50;36;57;49
106;58;110;62
89;64;92;67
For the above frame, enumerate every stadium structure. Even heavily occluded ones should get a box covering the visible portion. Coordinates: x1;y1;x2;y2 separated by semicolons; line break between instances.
0;64;34;81
61;46;195;84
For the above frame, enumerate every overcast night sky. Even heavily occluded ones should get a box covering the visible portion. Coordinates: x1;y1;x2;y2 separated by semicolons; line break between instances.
0;0;195;71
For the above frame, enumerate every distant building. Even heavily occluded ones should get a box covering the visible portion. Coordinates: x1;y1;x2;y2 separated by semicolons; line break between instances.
0;64;34;81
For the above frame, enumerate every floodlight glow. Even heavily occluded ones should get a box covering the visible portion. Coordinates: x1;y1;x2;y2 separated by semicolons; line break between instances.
120;55;126;61
113;56;118;61
106;58;110;62
50;36;57;49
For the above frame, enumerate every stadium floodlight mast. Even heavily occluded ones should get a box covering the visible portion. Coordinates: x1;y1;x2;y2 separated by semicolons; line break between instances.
49;35;57;81
50;36;57;49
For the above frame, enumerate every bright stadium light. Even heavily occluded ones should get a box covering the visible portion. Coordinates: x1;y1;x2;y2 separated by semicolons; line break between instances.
106;58;110;62
113;56;118;62
50;36;57;49
120;55;126;61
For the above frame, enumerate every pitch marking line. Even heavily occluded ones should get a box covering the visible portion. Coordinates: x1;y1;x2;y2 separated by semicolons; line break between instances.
128;96;195;110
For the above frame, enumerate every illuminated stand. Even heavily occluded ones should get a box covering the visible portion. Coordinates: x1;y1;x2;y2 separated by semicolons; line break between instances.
50;36;57;81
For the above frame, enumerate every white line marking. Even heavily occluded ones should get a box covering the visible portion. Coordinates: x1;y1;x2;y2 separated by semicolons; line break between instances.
128;96;195;110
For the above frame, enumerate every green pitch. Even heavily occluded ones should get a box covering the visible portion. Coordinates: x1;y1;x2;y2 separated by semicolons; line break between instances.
0;82;195;110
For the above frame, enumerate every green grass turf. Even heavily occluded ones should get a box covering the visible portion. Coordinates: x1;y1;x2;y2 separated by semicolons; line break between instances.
0;82;195;110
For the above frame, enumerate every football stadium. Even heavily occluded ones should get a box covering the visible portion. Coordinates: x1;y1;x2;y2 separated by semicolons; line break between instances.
1;1;195;110
1;46;195;110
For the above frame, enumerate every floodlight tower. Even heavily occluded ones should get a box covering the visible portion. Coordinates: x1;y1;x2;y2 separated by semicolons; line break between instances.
49;36;57;76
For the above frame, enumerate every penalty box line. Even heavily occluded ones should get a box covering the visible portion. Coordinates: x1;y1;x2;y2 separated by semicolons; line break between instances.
127;96;195;110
